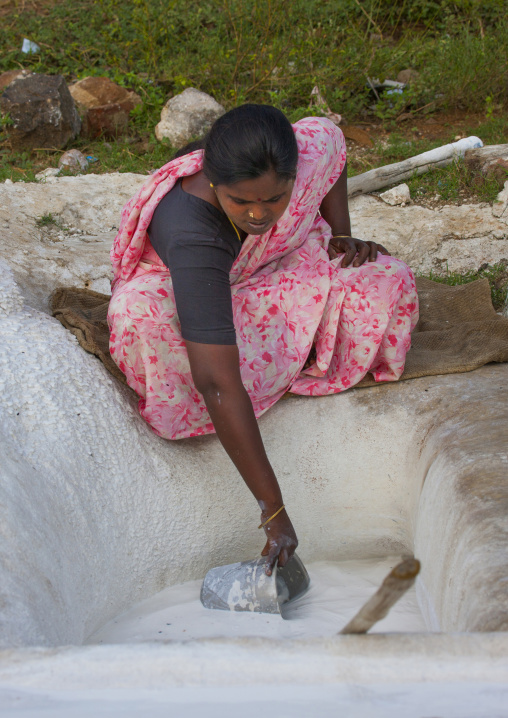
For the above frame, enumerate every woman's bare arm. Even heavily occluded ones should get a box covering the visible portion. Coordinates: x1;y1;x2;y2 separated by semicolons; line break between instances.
185;340;297;575
320;160;389;265
319;158;352;238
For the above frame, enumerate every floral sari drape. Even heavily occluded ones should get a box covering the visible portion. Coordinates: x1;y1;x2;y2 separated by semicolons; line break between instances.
108;117;418;439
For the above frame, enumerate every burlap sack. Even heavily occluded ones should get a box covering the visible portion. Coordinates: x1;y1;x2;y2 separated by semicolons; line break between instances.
51;277;508;390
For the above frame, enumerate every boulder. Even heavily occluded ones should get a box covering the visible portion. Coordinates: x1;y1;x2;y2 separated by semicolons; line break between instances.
0;69;30;93
379;183;411;206
1;173;508;309
396;68;420;85
69;76;141;138
0;73;80;150
155;87;225;147
492;180;508;219
349;189;508;275
58;149;89;174
464;144;508;183
0;172;145;309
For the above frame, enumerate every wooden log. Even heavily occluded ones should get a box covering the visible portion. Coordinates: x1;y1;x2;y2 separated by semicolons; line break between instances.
347;137;482;197
339;558;421;635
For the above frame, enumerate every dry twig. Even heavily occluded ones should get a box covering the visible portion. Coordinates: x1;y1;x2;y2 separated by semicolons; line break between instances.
340;558;421;634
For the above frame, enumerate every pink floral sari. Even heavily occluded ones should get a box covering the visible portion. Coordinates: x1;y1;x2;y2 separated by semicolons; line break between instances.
108;117;418;440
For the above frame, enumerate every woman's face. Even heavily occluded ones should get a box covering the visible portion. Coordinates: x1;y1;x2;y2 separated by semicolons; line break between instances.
215;170;294;235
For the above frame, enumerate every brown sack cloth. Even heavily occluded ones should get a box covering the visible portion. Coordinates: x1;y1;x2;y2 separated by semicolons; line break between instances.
51;277;508;390
51;287;127;385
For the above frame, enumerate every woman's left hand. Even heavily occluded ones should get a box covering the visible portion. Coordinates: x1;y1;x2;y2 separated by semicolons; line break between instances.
328;235;390;267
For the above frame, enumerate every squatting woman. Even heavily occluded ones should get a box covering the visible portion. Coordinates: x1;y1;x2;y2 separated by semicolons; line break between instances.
108;105;418;575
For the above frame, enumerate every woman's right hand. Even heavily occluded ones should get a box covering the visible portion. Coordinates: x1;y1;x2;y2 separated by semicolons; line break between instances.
260;508;298;576
185;340;298;577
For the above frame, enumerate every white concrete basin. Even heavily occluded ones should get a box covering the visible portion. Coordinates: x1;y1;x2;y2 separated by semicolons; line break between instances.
1;268;506;646
0;173;507;711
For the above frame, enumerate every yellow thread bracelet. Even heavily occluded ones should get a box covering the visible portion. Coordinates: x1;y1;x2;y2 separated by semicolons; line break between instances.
258;504;285;529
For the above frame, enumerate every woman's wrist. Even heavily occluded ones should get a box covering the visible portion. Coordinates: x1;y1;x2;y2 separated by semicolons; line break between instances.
258;497;284;515
330;226;352;238
258;504;286;529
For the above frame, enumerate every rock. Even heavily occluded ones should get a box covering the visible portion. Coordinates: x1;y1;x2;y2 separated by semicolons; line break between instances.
0;69;31;93
493;180;508;219
35;168;61;181
396;68;420;85
0;73;80;151
341;126;374;148
155;87;224;147
485;158;508;184
349;193;508;275
1;173;508;309
464;144;508;179
69;76;141;113
379;183;411;206
0;172;145;309
69;76;141;138
461;145;508;184
58;149;89;174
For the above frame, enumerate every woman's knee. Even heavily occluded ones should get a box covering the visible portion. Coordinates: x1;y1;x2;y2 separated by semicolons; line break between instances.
364;254;414;281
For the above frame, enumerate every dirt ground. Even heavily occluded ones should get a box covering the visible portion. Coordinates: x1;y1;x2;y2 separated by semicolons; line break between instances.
345;110;488;166
0;0;55;17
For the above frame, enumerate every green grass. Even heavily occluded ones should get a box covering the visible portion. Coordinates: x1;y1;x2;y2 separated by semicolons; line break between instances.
419;263;508;312
467;116;508;147
348;117;508;202
35;212;65;229
408;159;507;205
2;1;507;122
0;136;174;182
1;1;507;181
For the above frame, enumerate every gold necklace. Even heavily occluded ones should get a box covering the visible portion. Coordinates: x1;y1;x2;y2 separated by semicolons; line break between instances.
211;182;242;243
227;215;242;243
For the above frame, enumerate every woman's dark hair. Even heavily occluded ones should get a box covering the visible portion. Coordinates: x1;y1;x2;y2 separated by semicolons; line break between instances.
201;104;298;186
173;138;205;159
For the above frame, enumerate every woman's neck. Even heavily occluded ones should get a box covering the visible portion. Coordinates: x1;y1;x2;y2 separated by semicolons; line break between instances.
182;172;247;241
181;171;221;211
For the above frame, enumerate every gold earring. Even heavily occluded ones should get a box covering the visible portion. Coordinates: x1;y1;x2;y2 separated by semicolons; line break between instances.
210;183;214;188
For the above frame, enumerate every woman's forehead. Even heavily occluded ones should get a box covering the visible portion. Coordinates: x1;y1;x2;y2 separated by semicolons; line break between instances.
224;171;293;201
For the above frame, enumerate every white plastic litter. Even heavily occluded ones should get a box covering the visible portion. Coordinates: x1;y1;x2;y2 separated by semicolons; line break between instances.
21;39;40;54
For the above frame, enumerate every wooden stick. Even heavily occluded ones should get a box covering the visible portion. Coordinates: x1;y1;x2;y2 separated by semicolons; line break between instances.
347;137;482;197
339;558;421;635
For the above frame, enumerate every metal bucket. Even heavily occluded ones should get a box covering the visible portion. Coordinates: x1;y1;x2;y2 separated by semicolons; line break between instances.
200;553;310;616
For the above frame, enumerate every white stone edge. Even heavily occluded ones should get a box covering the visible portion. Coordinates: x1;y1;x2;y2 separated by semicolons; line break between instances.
0;633;507;689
